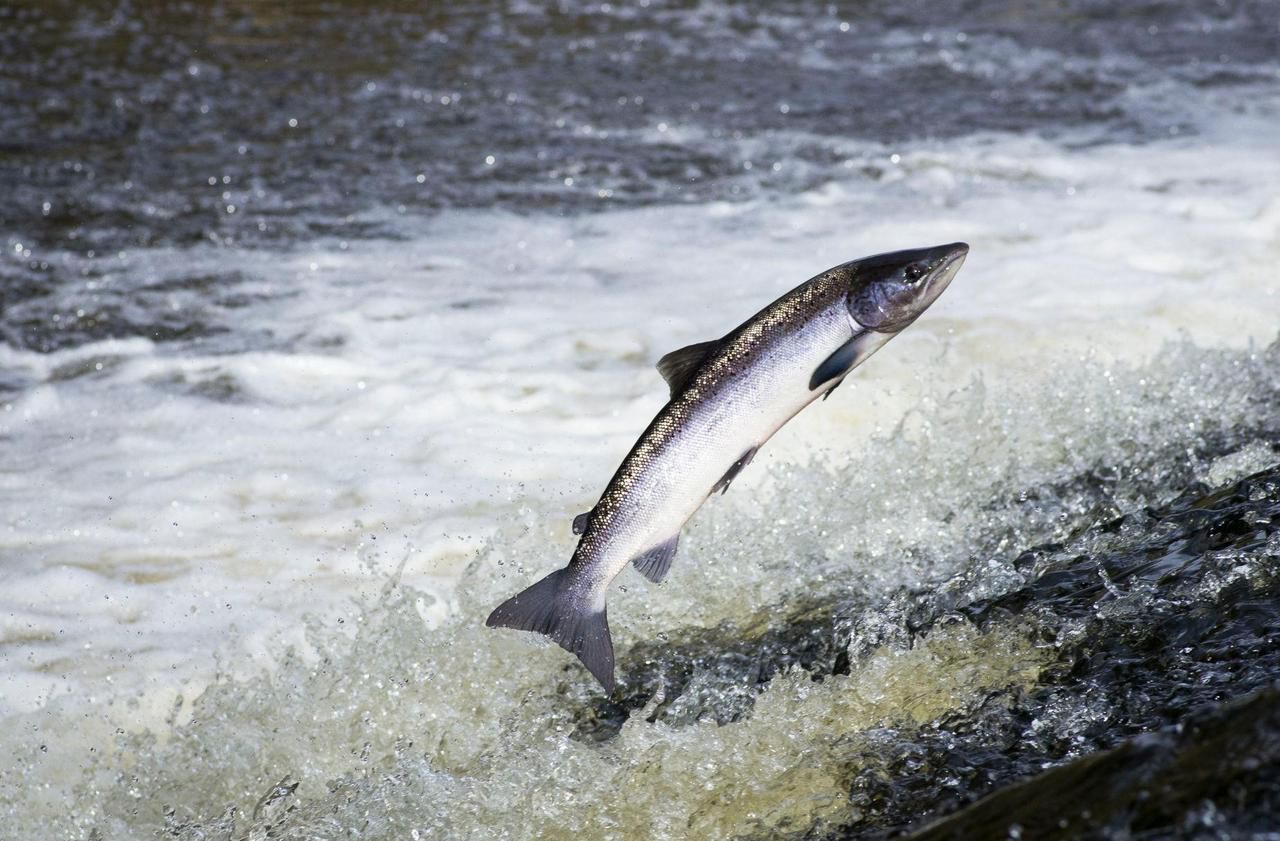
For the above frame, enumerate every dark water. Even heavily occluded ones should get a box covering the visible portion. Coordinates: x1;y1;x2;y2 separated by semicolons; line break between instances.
3;0;1279;353
5;0;1278;252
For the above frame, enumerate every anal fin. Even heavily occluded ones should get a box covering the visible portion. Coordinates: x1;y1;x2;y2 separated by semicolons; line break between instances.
712;446;758;495
631;534;679;583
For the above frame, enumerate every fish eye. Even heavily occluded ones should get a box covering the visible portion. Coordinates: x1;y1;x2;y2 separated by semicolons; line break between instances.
904;264;925;283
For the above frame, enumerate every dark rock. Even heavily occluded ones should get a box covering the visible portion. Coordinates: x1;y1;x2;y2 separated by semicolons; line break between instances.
905;686;1280;841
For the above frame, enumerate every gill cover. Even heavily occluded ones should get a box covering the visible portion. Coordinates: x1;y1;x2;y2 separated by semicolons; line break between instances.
846;242;968;333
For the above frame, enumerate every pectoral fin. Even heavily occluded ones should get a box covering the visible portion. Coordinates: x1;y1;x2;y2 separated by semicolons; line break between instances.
631;534;679;583
808;331;882;392
656;340;721;397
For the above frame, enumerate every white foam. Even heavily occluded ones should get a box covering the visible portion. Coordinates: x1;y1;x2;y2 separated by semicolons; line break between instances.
1;107;1278;835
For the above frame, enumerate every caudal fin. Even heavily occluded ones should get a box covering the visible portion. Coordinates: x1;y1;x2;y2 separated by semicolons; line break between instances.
485;568;616;692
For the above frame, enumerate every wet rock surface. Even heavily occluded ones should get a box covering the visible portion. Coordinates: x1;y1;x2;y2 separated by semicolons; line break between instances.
572;415;1280;838
843;455;1280;840
904;685;1280;841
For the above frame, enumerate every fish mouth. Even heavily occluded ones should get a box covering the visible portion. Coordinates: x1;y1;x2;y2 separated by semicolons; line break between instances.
845;241;970;333
926;242;969;293
907;241;968;315
889;242;966;330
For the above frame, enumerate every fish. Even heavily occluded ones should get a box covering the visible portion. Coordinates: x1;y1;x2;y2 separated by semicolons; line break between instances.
486;242;969;691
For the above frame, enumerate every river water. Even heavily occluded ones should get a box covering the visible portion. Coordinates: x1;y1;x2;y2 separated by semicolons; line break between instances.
1;1;1278;838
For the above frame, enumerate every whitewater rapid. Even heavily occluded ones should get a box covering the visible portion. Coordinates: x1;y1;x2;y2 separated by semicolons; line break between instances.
2;1;1279;837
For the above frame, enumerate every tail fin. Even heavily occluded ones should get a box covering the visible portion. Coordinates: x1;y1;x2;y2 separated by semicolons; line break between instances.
485;568;616;692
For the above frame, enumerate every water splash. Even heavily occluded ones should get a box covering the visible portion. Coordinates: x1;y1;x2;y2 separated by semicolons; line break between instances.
3;337;1275;839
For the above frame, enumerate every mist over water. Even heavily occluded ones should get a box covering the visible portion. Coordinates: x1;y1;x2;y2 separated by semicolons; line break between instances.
1;1;1279;838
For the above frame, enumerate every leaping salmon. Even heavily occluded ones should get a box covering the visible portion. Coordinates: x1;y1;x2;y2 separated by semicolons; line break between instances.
487;242;969;690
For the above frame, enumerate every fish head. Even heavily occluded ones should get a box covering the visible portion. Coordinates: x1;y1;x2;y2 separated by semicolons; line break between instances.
843;242;968;333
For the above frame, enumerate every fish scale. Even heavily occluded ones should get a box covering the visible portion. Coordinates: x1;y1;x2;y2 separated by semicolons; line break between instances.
488;242;969;691
576;283;856;591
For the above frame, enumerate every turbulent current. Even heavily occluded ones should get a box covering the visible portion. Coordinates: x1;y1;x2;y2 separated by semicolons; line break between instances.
1;1;1279;839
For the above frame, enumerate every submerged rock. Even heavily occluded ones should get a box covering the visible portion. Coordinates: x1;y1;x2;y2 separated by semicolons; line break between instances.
837;452;1280;838
570;423;1280;838
905;685;1280;840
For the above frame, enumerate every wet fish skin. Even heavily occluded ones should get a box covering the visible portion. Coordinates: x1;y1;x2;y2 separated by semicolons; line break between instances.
487;242;969;691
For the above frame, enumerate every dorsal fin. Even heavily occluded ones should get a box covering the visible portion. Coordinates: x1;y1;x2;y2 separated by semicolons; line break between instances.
656;340;721;397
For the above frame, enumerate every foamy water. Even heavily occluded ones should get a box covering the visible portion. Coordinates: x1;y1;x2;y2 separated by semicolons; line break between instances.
2;1;1279;837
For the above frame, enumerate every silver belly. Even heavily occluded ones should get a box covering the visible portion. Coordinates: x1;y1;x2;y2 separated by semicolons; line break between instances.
579;299;872;602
